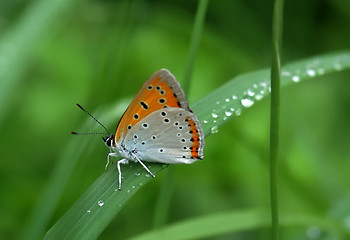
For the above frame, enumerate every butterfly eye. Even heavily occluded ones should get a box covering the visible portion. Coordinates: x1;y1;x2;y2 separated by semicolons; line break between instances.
103;135;114;147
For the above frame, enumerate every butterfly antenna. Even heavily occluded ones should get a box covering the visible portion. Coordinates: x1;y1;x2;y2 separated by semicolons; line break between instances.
70;131;107;135
74;103;111;135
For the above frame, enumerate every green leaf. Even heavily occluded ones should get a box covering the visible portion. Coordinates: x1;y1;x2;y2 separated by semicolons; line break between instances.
44;51;350;239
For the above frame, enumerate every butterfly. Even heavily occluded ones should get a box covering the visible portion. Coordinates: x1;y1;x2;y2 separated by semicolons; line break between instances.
72;69;205;190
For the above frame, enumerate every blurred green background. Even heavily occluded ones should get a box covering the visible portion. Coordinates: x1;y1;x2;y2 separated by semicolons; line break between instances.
1;0;350;239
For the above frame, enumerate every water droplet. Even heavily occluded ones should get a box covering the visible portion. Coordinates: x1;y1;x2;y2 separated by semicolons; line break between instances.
230;108;235;111
306;225;321;239
216;101;220;104
307;69;316;76
135;172;140;176
213;120;217;123
247;89;255;96
235;109;242;116
127;189;130;193
145;174;150;178
225;111;233;117
203;120;208;124
210;125;219;134
98;200;104;207
225;98;230;102
139;182;143;186
292;76;300;82
211;113;218;118
223;116;227;121
232;95;237;100
87;209;91;213
132;185;136;189
241;98;254;108
260;82;268;88
253;84;258;88
255;94;263;100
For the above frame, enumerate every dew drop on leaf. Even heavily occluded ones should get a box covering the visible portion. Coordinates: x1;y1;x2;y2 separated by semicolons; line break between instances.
292;76;300;82
210;125;219;134
225;111;233;117
247;89;255;96
307;69;316;76
98;200;104;207
241;98;254;108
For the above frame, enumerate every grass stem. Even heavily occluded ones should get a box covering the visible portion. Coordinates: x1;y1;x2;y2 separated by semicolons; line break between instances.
270;0;284;239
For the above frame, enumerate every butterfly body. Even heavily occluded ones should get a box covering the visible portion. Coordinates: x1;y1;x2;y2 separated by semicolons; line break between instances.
102;69;204;189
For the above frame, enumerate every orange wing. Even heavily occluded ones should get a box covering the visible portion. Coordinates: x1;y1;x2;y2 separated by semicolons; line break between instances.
114;69;190;143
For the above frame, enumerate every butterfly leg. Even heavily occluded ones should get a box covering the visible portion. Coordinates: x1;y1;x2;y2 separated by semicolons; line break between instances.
106;152;118;171
117;158;129;190
134;155;155;178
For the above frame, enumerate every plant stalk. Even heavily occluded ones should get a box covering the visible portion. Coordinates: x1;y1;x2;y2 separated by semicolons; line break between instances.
270;0;284;239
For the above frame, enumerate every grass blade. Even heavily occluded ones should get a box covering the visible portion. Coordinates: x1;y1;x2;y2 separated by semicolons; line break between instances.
270;0;284;239
130;208;347;240
45;51;350;239
182;0;209;93
133;208;268;240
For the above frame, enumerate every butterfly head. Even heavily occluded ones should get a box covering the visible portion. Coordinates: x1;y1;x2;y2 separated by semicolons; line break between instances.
102;134;115;148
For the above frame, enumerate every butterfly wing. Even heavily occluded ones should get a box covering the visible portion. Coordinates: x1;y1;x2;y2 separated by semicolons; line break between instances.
115;69;190;143
123;107;205;164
